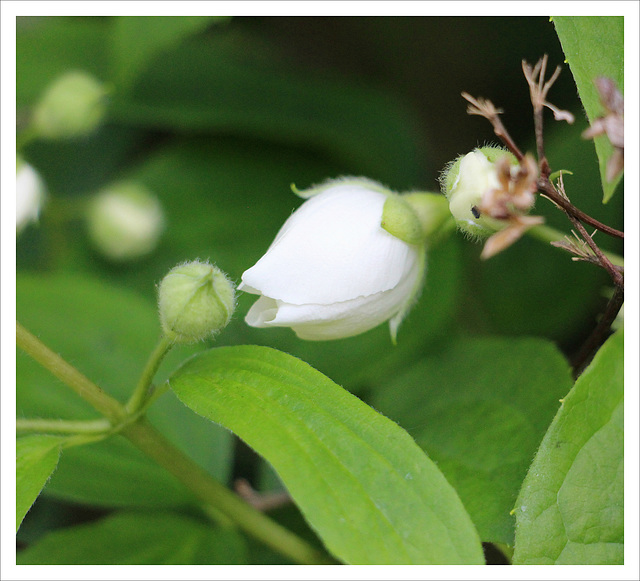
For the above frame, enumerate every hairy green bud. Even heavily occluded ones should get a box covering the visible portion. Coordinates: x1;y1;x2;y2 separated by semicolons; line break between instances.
158;261;236;343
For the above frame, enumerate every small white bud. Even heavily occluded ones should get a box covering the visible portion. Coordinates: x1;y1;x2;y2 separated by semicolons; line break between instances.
440;147;517;238
87;182;164;261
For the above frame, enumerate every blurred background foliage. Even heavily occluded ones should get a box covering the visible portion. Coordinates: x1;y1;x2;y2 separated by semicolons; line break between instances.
16;16;623;564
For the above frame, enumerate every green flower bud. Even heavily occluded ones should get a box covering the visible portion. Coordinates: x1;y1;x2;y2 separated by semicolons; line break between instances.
440;146;517;238
158;260;236;343
32;71;109;139
87;182;165;262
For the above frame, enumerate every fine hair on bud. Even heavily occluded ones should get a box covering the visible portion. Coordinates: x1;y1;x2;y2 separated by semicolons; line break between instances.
157;259;236;344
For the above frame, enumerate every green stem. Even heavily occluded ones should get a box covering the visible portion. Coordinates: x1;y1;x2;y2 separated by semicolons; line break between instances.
126;335;174;414
16;417;111;435
120;418;335;565
526;224;623;267
16;320;334;564
16;322;126;424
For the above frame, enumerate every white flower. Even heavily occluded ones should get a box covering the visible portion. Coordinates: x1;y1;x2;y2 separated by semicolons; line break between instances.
16;158;45;234
239;178;426;341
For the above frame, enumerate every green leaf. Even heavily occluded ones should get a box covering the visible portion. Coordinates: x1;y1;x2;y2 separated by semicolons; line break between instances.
553;16;623;202
111;16;228;89
369;336;573;545
17;435;64;531
169;345;484;565
17;511;247;564
512;330;623;564
17;272;233;507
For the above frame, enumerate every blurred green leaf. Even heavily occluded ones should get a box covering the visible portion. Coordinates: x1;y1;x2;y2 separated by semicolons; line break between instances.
553;16;623;202
513;330;623;564
17;510;247;564
370;336;573;545
110;32;425;187
17;436;64;531
169;345;484;564
111;16;228;89
17;273;232;507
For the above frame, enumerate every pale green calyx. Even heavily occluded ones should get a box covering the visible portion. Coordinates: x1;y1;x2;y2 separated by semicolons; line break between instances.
32;71;109;140
158;261;236;343
440;146;517;238
381;194;425;245
382;192;453;245
87;182;164;261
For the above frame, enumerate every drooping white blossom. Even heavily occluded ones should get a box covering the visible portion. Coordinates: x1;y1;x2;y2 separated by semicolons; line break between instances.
239;178;426;341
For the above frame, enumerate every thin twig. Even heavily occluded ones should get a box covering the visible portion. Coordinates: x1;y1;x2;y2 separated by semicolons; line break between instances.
461;90;623;240
570;285;624;377
566;212;623;288
522;55;575;179
537;177;624;239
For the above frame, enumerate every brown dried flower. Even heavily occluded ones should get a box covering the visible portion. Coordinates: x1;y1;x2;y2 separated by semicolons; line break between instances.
582;77;624;182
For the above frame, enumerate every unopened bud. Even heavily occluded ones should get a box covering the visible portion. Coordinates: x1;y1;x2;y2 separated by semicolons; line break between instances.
32;71;108;139
440;147;517;238
158;260;236;343
87;182;164;262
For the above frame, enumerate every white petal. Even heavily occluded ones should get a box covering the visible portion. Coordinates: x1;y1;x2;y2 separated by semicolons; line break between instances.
241;185;415;305
16;163;44;231
244;295;279;327
244;246;423;340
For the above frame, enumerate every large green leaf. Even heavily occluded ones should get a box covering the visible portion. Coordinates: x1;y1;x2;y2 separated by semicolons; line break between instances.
369;336;573;545
17;511;247;564
16;436;64;531
512;330;623;564
553;16;624;202
169;345;484;565
17;273;232;507
111;16;228;89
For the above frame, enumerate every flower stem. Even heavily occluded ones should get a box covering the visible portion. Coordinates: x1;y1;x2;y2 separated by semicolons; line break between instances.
16;322;125;424
120;417;336;564
16;417;112;435
16;320;335;564
126;335;174;414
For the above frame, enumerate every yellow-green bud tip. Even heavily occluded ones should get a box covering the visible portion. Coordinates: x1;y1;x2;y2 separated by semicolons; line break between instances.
158;260;236;343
